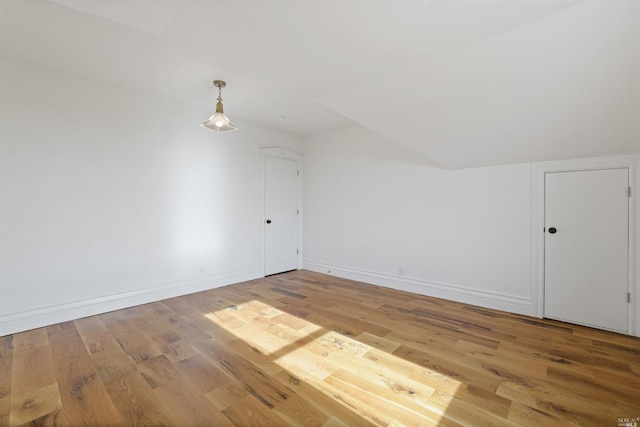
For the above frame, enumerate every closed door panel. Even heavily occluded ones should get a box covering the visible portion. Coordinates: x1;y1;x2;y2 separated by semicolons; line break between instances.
544;168;629;333
264;156;299;276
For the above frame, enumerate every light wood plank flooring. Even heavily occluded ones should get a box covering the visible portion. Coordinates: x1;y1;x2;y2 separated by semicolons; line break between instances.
2;270;640;426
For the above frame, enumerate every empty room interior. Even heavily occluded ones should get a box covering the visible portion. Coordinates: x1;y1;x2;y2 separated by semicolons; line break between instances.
1;0;640;426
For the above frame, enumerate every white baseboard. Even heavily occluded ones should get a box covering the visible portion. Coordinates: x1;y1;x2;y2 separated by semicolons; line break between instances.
304;260;533;316
0;269;262;336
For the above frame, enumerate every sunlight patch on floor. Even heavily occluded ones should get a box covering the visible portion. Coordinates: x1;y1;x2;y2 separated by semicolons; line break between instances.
205;299;461;425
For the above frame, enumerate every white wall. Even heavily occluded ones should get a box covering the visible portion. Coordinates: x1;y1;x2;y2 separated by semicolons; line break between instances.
302;125;533;315
0;57;301;335
2;57;637;337
302;125;640;336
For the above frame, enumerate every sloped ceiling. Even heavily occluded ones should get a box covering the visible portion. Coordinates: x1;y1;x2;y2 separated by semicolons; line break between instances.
0;0;637;168
321;0;640;168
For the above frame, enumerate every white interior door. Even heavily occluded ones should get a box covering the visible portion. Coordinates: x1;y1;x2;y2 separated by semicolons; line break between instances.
544;168;629;333
264;156;299;276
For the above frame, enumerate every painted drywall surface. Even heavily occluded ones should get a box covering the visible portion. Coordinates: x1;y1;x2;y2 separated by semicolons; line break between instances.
303;125;640;334
0;57;301;333
302;125;532;312
320;0;639;169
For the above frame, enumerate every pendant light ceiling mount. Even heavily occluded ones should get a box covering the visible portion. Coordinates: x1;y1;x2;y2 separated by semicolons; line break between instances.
201;79;237;133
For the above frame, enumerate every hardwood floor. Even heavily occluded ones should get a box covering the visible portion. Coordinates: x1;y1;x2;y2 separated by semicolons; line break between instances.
2;270;640;426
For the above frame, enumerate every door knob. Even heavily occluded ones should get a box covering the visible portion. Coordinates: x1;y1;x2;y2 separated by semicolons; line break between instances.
266;219;272;224
548;227;557;234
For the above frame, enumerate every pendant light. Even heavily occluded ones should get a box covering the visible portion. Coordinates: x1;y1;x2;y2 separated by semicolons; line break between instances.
201;80;237;132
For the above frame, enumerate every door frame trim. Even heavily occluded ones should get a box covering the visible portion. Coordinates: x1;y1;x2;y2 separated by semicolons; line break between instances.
531;154;637;335
259;147;303;277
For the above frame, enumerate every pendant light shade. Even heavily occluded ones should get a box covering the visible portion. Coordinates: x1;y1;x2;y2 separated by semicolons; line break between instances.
201;80;237;132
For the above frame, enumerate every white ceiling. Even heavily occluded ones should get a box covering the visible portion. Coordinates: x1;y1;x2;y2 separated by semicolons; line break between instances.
0;0;638;168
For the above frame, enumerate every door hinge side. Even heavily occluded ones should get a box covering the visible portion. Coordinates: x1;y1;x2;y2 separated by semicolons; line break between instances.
628;186;632;198
297;209;299;215
297;249;299;255
297;170;299;176
628;292;631;303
